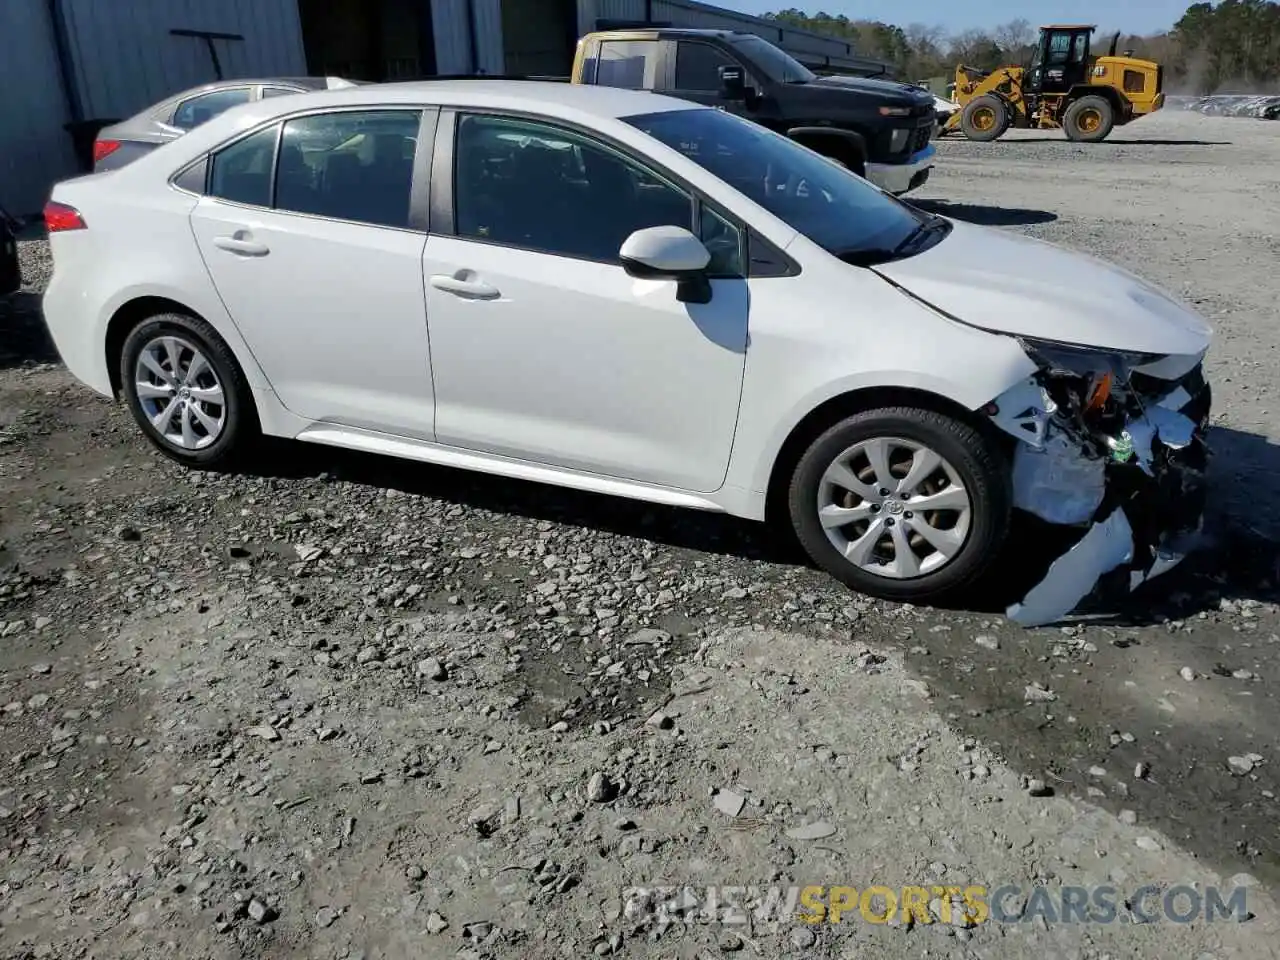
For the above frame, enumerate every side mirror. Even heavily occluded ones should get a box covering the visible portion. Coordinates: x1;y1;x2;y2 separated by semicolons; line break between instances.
619;226;713;304
718;65;746;101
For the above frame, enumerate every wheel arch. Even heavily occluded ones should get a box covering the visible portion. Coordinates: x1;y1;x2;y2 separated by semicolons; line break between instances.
1067;85;1125;115
786;126;867;173
104;295;207;398
763;384;1005;525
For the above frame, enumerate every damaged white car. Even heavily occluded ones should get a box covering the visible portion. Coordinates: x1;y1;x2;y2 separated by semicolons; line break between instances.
871;221;1211;625
40;84;1210;627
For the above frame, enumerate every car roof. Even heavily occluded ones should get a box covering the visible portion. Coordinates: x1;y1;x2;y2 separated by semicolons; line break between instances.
124;76;334;121
206;79;701;127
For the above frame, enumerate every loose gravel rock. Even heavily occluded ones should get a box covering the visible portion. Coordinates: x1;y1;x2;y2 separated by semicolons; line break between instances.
1;110;1279;959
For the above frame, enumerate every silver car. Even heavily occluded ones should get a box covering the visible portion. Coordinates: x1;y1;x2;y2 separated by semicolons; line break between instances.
92;77;359;171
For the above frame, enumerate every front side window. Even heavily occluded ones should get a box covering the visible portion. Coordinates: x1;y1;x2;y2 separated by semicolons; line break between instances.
208;124;280;207
1046;33;1072;65
589;40;660;89
453;113;695;263
627;108;932;263
274;110;420;228
173;88;252;130
674;42;738;93
726;35;814;84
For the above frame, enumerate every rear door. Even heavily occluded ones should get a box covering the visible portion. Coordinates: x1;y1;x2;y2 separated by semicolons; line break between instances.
582;38;665;90
188;107;439;439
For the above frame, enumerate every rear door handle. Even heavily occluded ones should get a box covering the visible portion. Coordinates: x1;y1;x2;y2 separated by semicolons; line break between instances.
213;236;270;257
429;274;500;300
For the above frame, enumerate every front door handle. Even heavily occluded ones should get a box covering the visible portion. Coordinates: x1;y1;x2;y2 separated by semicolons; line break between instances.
429;274;500;300
213;235;270;257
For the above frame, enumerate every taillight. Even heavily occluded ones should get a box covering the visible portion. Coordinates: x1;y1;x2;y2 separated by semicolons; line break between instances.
44;201;86;232
92;139;121;163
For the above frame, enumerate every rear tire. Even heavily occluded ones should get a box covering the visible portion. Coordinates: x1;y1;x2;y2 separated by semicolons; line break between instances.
787;407;1011;604
120;313;257;469
1063;95;1115;142
960;95;1009;142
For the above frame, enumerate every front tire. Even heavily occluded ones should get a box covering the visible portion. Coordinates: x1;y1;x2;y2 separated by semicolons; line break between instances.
1063;95;1115;142
787;407;1011;604
120;313;257;468
960;95;1009;141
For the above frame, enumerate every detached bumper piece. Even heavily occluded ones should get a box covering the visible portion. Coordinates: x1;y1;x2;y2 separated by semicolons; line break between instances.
989;362;1210;627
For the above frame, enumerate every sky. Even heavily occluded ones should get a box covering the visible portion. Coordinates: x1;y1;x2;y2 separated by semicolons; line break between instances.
719;0;1191;36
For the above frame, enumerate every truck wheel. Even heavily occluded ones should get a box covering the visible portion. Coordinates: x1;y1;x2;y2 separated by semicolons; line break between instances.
960;95;1009;141
1064;96;1115;142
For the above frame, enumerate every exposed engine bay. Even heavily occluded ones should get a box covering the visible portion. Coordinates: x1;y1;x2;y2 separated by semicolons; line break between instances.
987;338;1211;627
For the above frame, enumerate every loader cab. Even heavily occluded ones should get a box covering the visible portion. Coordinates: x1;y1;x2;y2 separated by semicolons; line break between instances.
1026;25;1094;95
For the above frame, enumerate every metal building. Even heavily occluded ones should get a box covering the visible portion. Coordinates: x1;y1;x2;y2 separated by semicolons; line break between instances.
1;0;884;216
1;0;305;216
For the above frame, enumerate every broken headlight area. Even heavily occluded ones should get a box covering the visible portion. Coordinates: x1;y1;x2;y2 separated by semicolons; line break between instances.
986;338;1211;627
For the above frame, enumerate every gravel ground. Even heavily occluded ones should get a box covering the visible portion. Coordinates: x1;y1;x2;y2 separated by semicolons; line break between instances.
2;109;1279;960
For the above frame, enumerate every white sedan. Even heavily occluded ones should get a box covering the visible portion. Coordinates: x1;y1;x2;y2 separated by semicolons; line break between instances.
41;81;1213;623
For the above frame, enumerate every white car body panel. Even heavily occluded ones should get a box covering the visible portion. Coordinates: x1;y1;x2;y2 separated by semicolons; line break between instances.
874;221;1213;356
40;80;1210;529
41;175;274;397
189;199;435;439
423;236;748;493
724;228;1038;499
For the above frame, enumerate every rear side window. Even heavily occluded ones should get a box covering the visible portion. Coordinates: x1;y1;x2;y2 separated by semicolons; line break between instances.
673;42;737;93
274;110;420;228
261;86;301;98
208;125;280;207
588;40;660;89
173;87;252;130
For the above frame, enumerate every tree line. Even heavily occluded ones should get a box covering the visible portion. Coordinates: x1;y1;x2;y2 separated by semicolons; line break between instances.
763;0;1280;94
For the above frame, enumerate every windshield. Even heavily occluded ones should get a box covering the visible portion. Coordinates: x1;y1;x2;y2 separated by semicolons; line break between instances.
727;35;816;84
626;108;935;262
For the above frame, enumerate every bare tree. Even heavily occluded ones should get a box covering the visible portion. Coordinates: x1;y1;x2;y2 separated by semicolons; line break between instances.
993;18;1036;58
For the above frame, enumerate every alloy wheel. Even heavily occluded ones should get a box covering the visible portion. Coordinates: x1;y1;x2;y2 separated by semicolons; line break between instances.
133;335;226;451
816;436;972;579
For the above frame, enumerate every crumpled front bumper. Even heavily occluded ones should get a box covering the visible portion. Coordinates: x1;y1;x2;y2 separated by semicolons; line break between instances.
988;358;1211;627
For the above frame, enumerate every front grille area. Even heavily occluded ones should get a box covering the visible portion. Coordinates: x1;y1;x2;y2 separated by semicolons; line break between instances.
911;123;932;153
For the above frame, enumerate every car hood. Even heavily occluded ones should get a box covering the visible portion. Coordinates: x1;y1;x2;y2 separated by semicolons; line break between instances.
813;74;933;99
872;220;1213;356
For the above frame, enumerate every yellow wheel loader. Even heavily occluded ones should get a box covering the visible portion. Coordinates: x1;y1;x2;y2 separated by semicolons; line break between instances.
942;25;1164;143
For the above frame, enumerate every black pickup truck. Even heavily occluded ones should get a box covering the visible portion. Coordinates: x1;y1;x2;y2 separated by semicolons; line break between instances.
572;28;937;195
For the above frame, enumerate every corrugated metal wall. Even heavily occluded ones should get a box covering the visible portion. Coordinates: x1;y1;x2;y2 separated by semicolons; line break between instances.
0;0;79;215
431;0;505;74
60;0;307;120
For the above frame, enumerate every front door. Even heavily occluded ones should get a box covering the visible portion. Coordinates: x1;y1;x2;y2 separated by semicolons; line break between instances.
662;40;754;119
422;111;750;493
188;108;436;438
